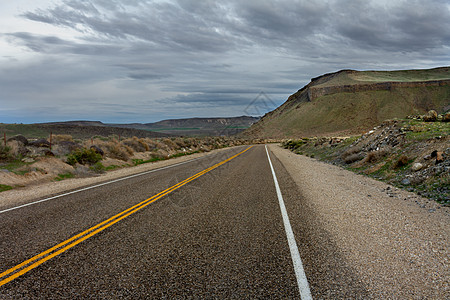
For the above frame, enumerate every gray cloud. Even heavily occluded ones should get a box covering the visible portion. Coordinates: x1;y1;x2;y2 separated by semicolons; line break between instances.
1;0;449;123
17;0;450;59
332;0;450;52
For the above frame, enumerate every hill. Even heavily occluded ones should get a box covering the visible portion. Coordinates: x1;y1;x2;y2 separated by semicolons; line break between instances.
108;116;259;136
0;123;170;140
243;67;450;138
0;116;259;139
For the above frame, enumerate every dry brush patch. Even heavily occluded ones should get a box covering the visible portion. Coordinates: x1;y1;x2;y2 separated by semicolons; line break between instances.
1;133;270;191
362;149;388;164
341;145;364;164
122;137;150;152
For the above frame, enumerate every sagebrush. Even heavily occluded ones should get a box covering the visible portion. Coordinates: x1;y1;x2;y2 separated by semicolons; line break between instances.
67;148;103;166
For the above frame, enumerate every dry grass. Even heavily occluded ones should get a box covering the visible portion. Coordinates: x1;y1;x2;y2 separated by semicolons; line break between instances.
393;155;409;169
344;153;364;164
52;134;74;143
6;141;24;158
341;146;363;164
363;150;387;164
161;138;177;149
91;140;133;161
0;145;12;161
123;137;150;152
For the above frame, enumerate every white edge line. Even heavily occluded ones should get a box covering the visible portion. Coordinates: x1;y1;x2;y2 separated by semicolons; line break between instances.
265;145;312;300
0;153;211;215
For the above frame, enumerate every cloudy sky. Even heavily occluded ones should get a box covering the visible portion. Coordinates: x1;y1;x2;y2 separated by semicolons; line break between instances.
1;0;449;124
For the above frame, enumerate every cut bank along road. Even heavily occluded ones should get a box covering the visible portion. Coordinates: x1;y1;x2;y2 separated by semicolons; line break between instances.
0;145;367;298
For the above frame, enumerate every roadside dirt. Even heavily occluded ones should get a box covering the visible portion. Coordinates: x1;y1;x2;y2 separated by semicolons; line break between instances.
0;157;75;186
269;144;449;298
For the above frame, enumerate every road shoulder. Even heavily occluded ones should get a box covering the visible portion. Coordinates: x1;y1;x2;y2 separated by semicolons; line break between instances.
269;144;449;298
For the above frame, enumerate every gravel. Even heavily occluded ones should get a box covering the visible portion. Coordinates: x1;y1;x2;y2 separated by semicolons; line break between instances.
269;144;449;299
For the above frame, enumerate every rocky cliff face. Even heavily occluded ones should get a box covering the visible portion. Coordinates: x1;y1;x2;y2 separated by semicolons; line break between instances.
282;67;450;110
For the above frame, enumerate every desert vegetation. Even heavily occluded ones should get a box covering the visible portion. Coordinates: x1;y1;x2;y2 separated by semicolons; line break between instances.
282;112;450;204
0;133;271;190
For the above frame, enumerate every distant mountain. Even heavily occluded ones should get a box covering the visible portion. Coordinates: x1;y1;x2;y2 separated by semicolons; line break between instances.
243;67;450;138
38;120;107;127
29;122;169;139
108;116;259;136
33;116;259;137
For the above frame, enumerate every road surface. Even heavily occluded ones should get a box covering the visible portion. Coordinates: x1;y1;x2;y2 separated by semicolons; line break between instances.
0;145;447;298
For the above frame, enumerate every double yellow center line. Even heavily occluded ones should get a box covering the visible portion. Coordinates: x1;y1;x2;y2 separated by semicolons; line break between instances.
0;146;253;287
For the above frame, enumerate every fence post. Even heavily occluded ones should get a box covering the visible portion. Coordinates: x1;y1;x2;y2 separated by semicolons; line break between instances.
49;131;52;150
3;132;6;147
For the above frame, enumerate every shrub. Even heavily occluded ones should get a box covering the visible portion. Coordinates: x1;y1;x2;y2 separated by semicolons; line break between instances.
173;138;187;148
0;145;12;161
67;148;102;166
89;162;106;173
123;137;149;152
282;139;305;150
341;146;362;159
105;141;132;161
0;184;13;192
344;153;364;164
162;138;177;149
393;155;409;169
363;150;387;164
144;139;159;151
8;140;29;158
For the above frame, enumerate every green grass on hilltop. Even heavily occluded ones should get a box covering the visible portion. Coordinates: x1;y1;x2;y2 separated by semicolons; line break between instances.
356;68;450;82
314;67;450;88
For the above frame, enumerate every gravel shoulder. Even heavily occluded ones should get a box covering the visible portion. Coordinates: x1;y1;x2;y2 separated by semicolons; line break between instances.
269;144;449;299
0;148;232;211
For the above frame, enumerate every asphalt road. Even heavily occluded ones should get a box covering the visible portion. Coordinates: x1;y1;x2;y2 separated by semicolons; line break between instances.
0;145;369;298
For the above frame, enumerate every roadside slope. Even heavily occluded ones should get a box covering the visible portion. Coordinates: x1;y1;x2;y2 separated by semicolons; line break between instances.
269;144;449;298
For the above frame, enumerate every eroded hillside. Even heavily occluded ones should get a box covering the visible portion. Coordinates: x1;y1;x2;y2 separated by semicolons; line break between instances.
244;67;450;138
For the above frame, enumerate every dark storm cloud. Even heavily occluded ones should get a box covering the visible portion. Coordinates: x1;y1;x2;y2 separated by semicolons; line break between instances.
1;0;449;123
332;0;450;52
21;0;244;53
18;0;450;58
